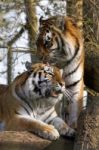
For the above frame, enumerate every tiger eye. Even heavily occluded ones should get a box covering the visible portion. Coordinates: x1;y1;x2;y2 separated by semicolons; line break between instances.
46;29;49;33
52;33;55;36
59;82;63;86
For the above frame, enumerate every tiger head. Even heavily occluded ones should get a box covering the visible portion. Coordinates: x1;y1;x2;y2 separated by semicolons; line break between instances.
36;16;81;68
13;62;67;101
25;62;66;99
36;16;67;66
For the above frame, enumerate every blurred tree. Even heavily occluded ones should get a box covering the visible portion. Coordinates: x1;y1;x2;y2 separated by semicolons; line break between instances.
24;0;38;63
7;46;12;84
67;0;83;31
0;0;26;83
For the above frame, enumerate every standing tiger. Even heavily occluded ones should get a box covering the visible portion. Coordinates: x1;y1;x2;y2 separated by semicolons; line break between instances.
0;62;75;140
36;16;85;129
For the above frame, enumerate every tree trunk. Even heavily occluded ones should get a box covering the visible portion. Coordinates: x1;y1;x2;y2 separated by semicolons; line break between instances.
74;95;99;150
24;0;39;63
84;50;99;93
84;0;99;92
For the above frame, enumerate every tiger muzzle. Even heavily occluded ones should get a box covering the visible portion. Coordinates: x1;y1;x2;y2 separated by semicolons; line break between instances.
45;87;61;98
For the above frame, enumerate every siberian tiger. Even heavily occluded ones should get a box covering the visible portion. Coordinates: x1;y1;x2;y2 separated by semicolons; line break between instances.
0;62;75;140
36;16;85;129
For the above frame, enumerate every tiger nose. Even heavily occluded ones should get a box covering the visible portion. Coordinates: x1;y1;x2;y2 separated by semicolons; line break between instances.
47;36;51;41
45;40;52;48
55;84;63;93
59;83;65;92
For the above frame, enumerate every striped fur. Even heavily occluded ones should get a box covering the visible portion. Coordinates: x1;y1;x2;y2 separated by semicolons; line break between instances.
0;62;75;140
36;16;84;129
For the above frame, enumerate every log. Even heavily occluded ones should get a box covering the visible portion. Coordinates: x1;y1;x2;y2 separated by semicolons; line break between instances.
0;131;51;150
0;131;74;150
74;95;99;150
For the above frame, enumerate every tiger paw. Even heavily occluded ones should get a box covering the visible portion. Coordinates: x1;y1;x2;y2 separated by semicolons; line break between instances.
58;123;76;139
38;124;60;140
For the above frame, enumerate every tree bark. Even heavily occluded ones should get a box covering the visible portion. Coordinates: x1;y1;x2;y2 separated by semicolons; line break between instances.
74;95;99;150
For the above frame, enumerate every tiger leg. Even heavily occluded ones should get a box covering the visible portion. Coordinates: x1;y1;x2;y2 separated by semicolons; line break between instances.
67;81;84;129
5;115;59;140
50;116;75;138
68;89;88;128
67;98;79;129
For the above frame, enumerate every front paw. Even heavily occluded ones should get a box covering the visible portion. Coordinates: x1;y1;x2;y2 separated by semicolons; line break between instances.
56;122;76;138
38;125;59;140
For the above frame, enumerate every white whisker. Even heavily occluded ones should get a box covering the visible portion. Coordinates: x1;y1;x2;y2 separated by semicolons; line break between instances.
63;89;73;103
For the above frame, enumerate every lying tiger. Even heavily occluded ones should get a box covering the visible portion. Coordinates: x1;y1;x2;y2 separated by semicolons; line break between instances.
0;62;75;140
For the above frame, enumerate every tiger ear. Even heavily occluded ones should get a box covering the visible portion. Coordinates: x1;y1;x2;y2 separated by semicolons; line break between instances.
25;61;32;71
57;16;65;31
61;19;65;31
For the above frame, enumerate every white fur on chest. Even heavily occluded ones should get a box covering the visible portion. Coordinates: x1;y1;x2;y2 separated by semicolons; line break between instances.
17;94;63;122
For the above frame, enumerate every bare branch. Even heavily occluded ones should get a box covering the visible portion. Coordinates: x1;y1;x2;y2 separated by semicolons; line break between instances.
7;24;27;46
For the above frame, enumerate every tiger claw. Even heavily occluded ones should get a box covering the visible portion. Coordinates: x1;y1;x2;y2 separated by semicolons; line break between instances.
65;128;76;139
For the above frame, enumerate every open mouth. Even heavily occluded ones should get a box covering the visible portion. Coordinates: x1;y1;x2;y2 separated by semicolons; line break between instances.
51;90;60;98
45;88;62;98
